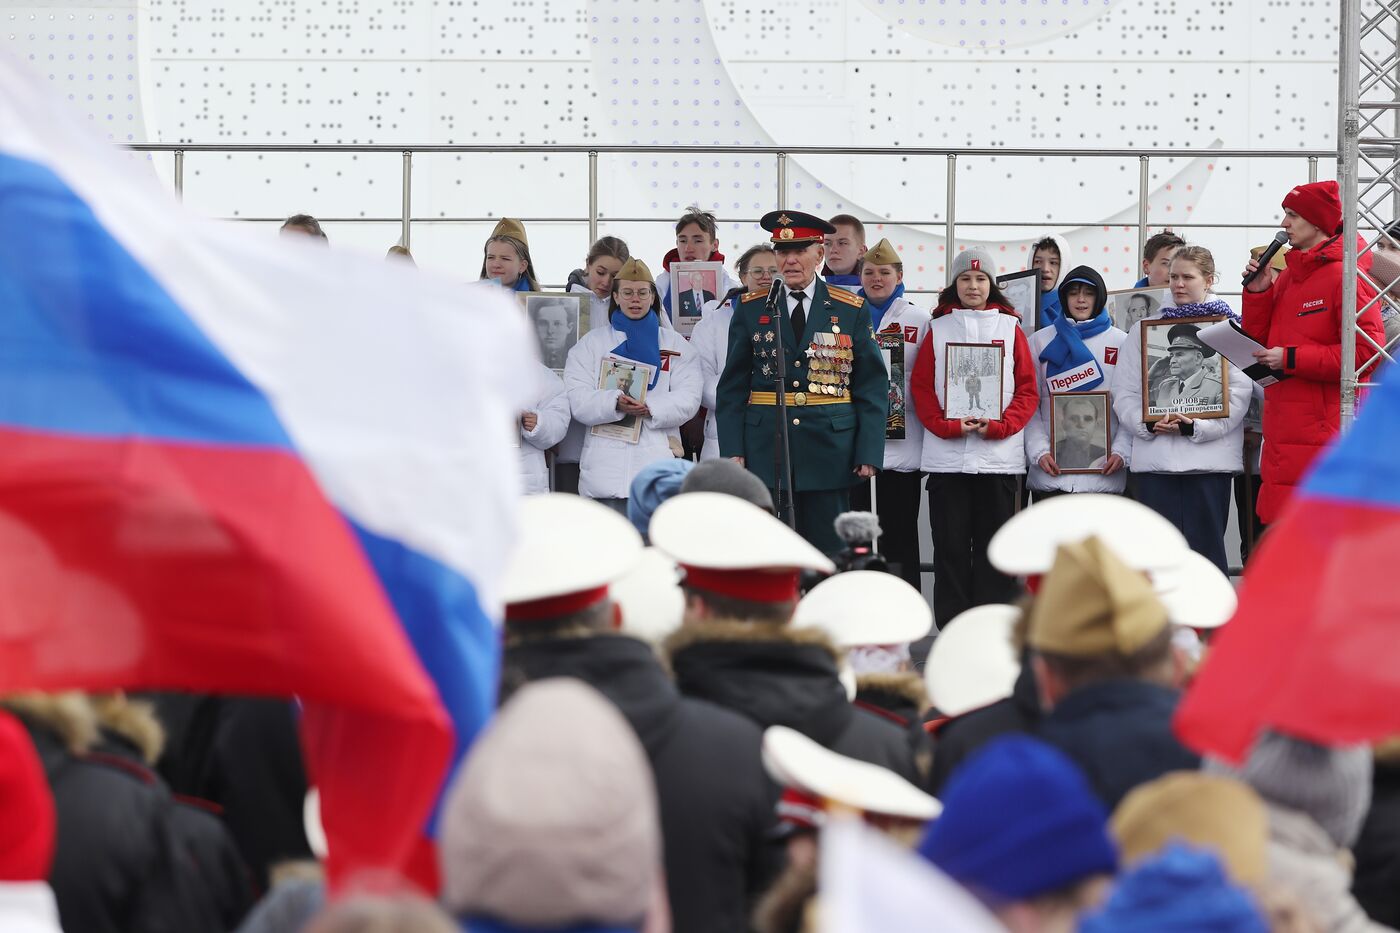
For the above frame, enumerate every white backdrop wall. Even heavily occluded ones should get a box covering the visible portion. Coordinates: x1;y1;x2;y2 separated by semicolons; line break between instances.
6;0;1341;297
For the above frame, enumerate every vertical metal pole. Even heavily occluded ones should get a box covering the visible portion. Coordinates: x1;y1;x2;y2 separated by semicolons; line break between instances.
776;152;788;209
1308;155;1319;183
174;149;184;201
945;153;957;281
588;150;599;247
1340;0;1361;426
1137;155;1150;266
400;150;413;249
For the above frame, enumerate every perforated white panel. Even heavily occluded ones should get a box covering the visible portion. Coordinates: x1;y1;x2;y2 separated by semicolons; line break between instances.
3;0;1338;296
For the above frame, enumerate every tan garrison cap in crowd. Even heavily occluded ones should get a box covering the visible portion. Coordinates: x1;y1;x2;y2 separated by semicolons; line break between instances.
491;217;529;246
1027;536;1169;656
1112;772;1269;886
862;238;901;267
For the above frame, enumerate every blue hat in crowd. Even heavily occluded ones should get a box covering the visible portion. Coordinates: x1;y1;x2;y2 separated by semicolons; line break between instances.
916;735;1118;903
627;459;694;538
1078;844;1268;933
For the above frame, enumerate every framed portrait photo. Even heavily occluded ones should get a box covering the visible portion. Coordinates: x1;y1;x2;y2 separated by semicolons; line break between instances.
944;342;1005;421
671;261;723;337
997;269;1041;338
523;292;590;374
1140;316;1230;423
591;357;653;444
1050;391;1112;473
1107;287;1173;333
876;328;906;440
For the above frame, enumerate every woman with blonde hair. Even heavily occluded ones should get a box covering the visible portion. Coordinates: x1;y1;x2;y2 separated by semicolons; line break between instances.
479;218;539;292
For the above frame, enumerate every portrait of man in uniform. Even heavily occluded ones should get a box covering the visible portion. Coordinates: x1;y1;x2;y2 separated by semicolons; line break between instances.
1142;317;1230;421
1052;392;1110;472
943;342;1004;420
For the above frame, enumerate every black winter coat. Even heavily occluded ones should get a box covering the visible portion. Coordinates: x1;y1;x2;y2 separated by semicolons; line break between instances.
1035;679;1200;810
503;634;782;933
666;622;921;783
927;661;1041;795
1353;758;1400;926
92;732;256;931
21;718;202;933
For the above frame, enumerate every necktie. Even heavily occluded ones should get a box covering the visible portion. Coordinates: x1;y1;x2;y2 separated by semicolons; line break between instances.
791;290;806;344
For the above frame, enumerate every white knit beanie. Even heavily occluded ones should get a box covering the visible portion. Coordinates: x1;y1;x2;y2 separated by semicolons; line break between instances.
1206;730;1372;849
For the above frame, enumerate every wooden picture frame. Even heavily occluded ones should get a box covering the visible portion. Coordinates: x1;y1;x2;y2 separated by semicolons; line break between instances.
1140;316;1230;423
997;269;1041;338
944;341;1005;420
1050;391;1112;473
522;291;590;374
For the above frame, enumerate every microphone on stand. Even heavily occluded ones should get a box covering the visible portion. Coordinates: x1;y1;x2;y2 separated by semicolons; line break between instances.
1243;230;1289;287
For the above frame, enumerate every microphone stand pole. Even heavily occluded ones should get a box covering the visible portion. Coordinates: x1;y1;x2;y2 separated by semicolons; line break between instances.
768;281;798;530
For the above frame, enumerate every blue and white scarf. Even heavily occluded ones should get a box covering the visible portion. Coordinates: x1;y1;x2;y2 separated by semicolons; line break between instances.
611;308;662;388
1039;307;1112;392
1159;298;1239;322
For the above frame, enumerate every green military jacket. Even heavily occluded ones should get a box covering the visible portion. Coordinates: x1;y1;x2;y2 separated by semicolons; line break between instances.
716;279;887;491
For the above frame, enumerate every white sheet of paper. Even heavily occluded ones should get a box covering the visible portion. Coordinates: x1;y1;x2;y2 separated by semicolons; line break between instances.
1196;319;1285;387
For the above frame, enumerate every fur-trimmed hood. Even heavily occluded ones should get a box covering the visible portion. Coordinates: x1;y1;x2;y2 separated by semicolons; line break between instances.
91;694;166;766
854;672;928;721
665;620;853;748
1;694;97;755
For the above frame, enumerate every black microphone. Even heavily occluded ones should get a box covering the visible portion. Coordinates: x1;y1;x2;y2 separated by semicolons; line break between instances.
1243;230;1289;287
765;277;784;312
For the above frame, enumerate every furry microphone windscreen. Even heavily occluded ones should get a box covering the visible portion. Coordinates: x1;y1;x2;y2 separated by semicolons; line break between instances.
834;511;882;545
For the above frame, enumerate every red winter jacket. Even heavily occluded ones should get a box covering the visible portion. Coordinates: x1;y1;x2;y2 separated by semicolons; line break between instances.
911;303;1040;441
1241;234;1386;523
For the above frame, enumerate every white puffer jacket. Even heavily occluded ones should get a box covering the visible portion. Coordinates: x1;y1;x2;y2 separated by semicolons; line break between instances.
1110;314;1251;474
564;322;702;499
873;296;931;473
518;363;572;494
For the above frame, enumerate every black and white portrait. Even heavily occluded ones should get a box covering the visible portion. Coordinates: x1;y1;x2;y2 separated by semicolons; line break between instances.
944;342;1005;420
997;269;1041;338
1051;392;1111;472
1108;287;1172;333
524;292;589;372
1141;317;1230;422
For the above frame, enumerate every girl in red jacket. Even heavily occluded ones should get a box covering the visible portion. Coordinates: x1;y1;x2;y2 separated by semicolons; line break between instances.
911;248;1039;628
1241;180;1387;524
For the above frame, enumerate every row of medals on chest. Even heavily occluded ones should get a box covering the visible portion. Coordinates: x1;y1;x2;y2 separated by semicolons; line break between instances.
752;329;854;395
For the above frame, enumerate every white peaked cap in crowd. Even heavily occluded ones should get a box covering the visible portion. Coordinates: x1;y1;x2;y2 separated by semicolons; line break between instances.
988;493;1189;577
651;493;834;605
924;605;1022;718
304;788;328;860
762;726;941;821
612;548;685;644
1154;550;1238;630
502;493;643;618
792;570;933;647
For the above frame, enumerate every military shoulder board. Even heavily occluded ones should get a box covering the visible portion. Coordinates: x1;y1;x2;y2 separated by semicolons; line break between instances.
826;286;863;307
742;289;768;302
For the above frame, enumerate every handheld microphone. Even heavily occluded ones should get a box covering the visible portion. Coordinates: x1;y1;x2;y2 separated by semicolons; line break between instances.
1243;230;1289;287
765;277;784;310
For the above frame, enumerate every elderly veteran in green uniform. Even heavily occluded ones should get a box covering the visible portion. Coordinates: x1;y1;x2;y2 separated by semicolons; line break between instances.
716;210;886;554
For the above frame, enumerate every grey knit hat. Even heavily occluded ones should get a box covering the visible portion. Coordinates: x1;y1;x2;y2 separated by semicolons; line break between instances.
1206;730;1372;849
439;679;661;927
680;459;775;513
948;247;999;287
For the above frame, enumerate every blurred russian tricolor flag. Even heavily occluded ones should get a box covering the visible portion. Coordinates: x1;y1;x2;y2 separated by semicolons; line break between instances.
1177;358;1399;761
0;54;531;890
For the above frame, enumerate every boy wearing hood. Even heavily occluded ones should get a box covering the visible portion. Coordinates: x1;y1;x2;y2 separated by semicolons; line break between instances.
1030;234;1071;327
1023;266;1131;497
